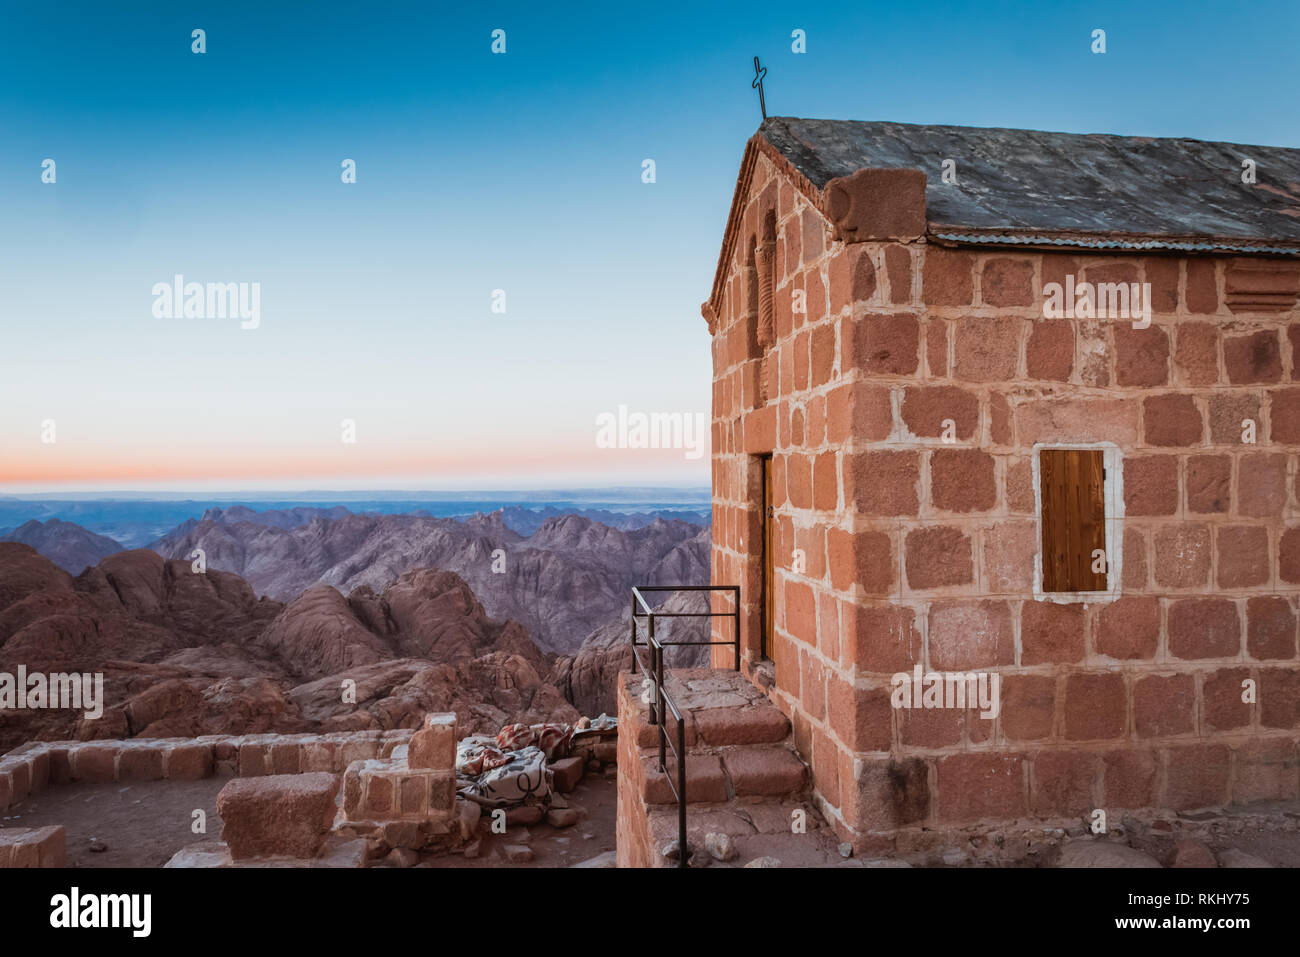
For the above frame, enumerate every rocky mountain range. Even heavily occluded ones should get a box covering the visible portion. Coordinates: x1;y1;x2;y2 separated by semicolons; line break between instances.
0;505;716;753
0;544;579;752
149;508;709;654
1;518;124;574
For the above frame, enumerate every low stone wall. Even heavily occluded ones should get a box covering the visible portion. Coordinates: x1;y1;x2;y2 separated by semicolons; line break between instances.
0;825;65;868
336;714;462;855
0;729;414;813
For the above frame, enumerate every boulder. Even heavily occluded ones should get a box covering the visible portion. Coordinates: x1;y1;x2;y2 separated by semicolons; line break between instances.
217;772;340;860
1057;840;1162;868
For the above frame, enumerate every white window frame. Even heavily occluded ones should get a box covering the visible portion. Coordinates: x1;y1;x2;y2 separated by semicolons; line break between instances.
1031;441;1123;604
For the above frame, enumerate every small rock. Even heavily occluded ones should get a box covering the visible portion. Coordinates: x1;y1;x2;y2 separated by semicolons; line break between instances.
506;805;543;827
463;840;482;860
549;756;585;793
1171;838;1217;869
455;799;482;842
384;847;419;868
744;856;782;868
1217;848;1271;868
662;840;682;861
572;850;616;868
503;844;534;864
88;839;107;854
547;808;580;828
855;859;912;868
705;832;736;862
941;847;967;866
838;842;853;859
1057;840;1162;868
381;821;422;849
586;759;602;773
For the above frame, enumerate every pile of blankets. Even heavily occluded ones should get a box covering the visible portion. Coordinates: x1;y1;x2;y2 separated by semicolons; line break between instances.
455;714;616;808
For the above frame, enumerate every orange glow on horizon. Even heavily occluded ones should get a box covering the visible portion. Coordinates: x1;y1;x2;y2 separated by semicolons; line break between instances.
0;441;709;487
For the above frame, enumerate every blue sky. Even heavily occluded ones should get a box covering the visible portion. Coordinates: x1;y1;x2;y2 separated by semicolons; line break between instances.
1;0;1297;491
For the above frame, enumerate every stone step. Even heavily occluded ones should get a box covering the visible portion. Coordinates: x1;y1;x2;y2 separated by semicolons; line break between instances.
629;669;792;749
640;745;808;806
640;753;729;805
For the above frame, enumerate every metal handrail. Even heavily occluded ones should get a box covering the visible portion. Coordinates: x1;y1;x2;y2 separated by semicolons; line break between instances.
627;584;741;869
629;585;741;673
631;632;688;868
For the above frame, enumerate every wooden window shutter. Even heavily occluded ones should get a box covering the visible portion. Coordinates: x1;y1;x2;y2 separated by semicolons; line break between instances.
1039;448;1108;592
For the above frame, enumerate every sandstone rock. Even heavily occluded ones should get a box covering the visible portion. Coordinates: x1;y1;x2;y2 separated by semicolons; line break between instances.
855;859;913;867
316;837;368;868
0;826;65;868
551;587;711;716
409;713;457;769
164;842;232;868
572;850;616;868
507;805;543;827
550;756;585;793
455;799;481;841
383;847;419;868
744;856;782;868
705;832;736;862
1171;838;1217;869
0;542;585;751
546;808;580;829
1057;840;1162;868
217;772;340;860
838;842;853;859
1217;848;1271;868
503;844;533;863
152;508;707;656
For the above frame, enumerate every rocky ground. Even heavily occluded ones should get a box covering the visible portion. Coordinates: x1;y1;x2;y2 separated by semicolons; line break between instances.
2;777;226;867
422;766;619;869
7;765;1300;868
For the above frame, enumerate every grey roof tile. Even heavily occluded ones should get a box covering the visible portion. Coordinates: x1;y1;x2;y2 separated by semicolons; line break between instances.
760;117;1300;249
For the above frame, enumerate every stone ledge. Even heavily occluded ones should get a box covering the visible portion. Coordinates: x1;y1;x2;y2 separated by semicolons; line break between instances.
0;825;65;868
0;726;431;812
217;772;341;860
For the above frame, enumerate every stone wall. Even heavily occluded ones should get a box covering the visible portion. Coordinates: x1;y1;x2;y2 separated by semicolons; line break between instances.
708;142;1300;850
0;729;414;813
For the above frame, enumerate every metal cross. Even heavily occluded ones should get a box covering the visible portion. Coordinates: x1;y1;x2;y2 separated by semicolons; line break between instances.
751;56;767;121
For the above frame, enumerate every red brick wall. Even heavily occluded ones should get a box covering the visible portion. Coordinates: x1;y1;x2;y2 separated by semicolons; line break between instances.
709;149;1300;848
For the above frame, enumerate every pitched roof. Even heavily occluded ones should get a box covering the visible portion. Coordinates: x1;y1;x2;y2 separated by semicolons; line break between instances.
760;116;1300;252
704;116;1300;326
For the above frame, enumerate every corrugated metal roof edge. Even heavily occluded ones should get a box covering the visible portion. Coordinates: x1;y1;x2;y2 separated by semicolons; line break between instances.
931;231;1300;257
